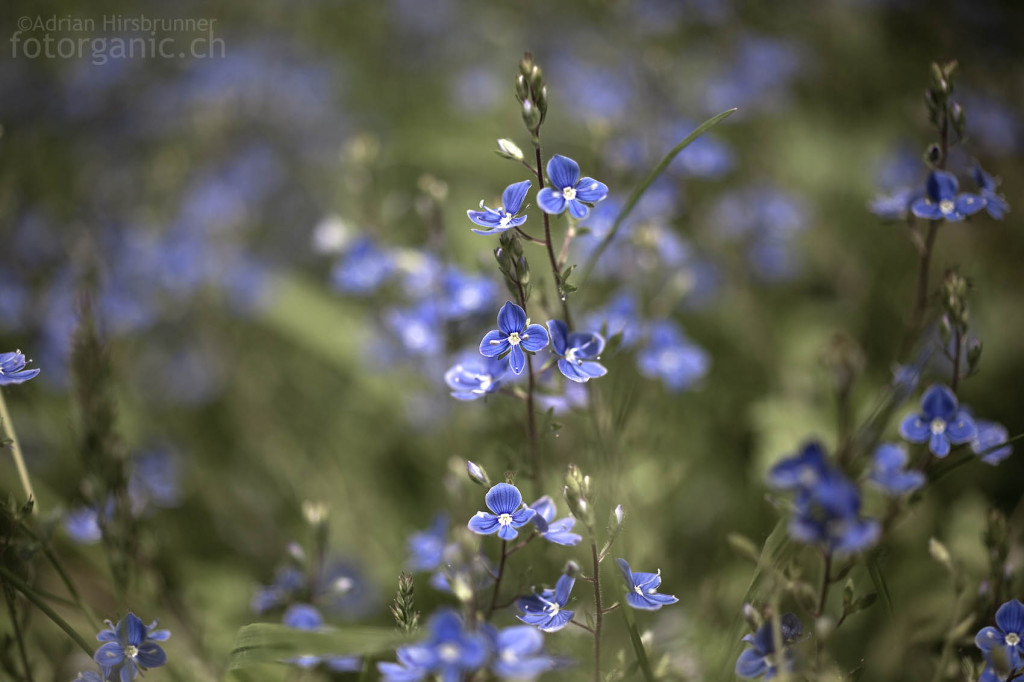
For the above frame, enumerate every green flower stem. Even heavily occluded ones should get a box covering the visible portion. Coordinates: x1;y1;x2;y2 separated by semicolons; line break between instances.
590;539;604;682
0;388;37;514
0;564;95;658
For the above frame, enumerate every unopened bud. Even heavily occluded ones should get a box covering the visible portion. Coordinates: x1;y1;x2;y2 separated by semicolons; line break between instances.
563;560;581;578
967;337;982;372
929;537;954;573
742;603;762;632
467;461;490;487
496;138;525;161
302;501;328;525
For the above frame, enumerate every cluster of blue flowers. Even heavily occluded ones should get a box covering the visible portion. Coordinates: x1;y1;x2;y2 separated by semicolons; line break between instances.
72;613;170;682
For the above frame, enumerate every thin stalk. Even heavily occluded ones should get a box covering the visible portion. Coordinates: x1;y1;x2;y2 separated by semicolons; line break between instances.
0;389;37;514
814;552;833;618
513;277;541;488
950;326;962;393
0;565;94;658
590;540;603;682
486;540;509;619
533;143;573;327
3;581;34;682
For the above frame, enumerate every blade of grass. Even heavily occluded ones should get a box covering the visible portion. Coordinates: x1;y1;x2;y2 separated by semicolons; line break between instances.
228;623;410;670
0;564;94;657
621;604;655;682
579;108;738;283
864;551;894;620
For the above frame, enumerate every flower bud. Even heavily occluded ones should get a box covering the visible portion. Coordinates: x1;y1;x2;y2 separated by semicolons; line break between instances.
302;500;328;525
496;138;525;161
966;337;982;373
515;75;529;102
466;461;490;487
563;560;581;578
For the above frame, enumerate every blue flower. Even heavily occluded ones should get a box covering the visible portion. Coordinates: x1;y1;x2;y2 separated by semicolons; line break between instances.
468;180;532;236
283;603;324;629
899;384;977;457
468;483;536;541
279;604;361;671
330;238;395;294
911;170;986;222
869;186;923;220
971;165;1010;220
537;155;609;219
444;354;508;401
0;350;40;385
386;302;441;356
408;514;448;572
867;443;925;496
735;613;803;679
615;558;678;610
71;673;104;682
972;418;1013;466
528;495;582;546
251;565;305;613
489;625;556;679
636;321;709;392
583;291;642;349
479;302;549;376
546;320;607;383
769;442;880;555
94;613;170;681
976;600;1024;675
63;503;106;544
440;268;497;319
516;574;576;632
378;609;488;682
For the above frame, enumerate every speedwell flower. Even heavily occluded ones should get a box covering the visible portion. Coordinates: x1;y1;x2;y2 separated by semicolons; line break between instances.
479;302;549;376
546;320;607;383
516;574;576;632
911;170;985;221
972;417;1013;466
0;350;40;385
615;558;678;610
867;443;925;496
94;612;170;681
537;155;608;219
489;625;556;679
735;613;803;679
468;483;535;541
971;165;1009;220
468;180;532;236
899;384;976;457
976;600;1024;675
528;495;582;546
444;354;508;401
378;609;488;682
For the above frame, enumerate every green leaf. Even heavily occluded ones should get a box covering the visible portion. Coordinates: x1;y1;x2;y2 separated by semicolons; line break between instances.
864;552;894;620
227;623;411;670
621;605;656;682
579;108;737;283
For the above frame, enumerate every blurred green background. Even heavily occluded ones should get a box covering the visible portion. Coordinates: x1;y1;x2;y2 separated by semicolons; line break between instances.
1;0;1023;679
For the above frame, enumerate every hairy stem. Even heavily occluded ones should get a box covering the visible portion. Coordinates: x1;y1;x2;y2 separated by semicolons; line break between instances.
533;143;574;327
591;540;604;682
486;540;509;619
0;389;37;515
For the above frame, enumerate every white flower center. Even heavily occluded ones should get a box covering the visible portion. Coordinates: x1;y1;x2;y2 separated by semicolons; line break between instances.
939;199;955;214
1007;632;1021;646
545;602;560;616
634;585;644;596
499;212;513;227
477;375;492;392
507;332;522;346
498;513;513;526
565;347;579;364
930;418;946;435
501;649;519;663
562;186;577;201
125;645;139;659
438;643;461;663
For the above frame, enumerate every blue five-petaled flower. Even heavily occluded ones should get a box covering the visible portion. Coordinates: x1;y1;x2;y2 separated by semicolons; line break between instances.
0;350;40;385
546;320;608;383
93;612;170;682
516;574;576;632
468;483;536;541
976;599;1024;677
615;558;678;610
468;180;532;236
899;384;976;457
378;609;488;682
529;495;582;546
911;170;985;222
479;302;549;376
537;155;609;219
867;443;925;496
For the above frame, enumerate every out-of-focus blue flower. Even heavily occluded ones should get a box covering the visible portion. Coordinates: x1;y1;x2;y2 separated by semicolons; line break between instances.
584;291;642;349
387;302;441;356
378;609;488;682
468;483;535;541
535;380;589;415
867;443;925;496
537;155;609;219
964;93;1023;156
444;354;508;401
330;238;395;294
769;442;880;555
64;505;105;545
128;447;182;516
251;555;371;619
488;625;555;679
911;171;985;221
71;672;103;682
283;603;324;629
468;181;531;236
615;558;678;610
976;600;1024;675
636;321;709;392
528;496;582;546
0;273;29;328
0;350;40;385
516;574;576;632
970;165;1010;220
479;302;549;376
408;515;449;572
735;613;803;679
252;565;306;613
94;613;170;681
664;122;734;178
546;320;607;383
277;603;362;671
869;186;923;220
972;418;1013;466
440;268;497;319
899;384;977;457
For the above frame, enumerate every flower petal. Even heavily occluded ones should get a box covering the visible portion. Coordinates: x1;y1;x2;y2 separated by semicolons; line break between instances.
546;320;569;355
926;170;959;202
567;199;590;220
574;177;608;203
921;384;958;421
614;558;636;589
520;324;549;352
529;495;557;523
121;613;147;647
944;411;977;443
136;642;167;668
911;199;943;221
467;209;501;228
735;647;768;678
554;574;575;605
485;482;523;515
899;414;930;443
502;180;532;215
956;193;986;217
976;626;1005;652
479;330;509;357
497;523;519;541
94;641;125;667
929;432;951;457
546;155;580;190
996;600;1024;637
539;609;573;632
508;344;526;375
510;508;536;527
468;512;499;535
497;301;527;334
557;358;589;383
536;188;567;215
